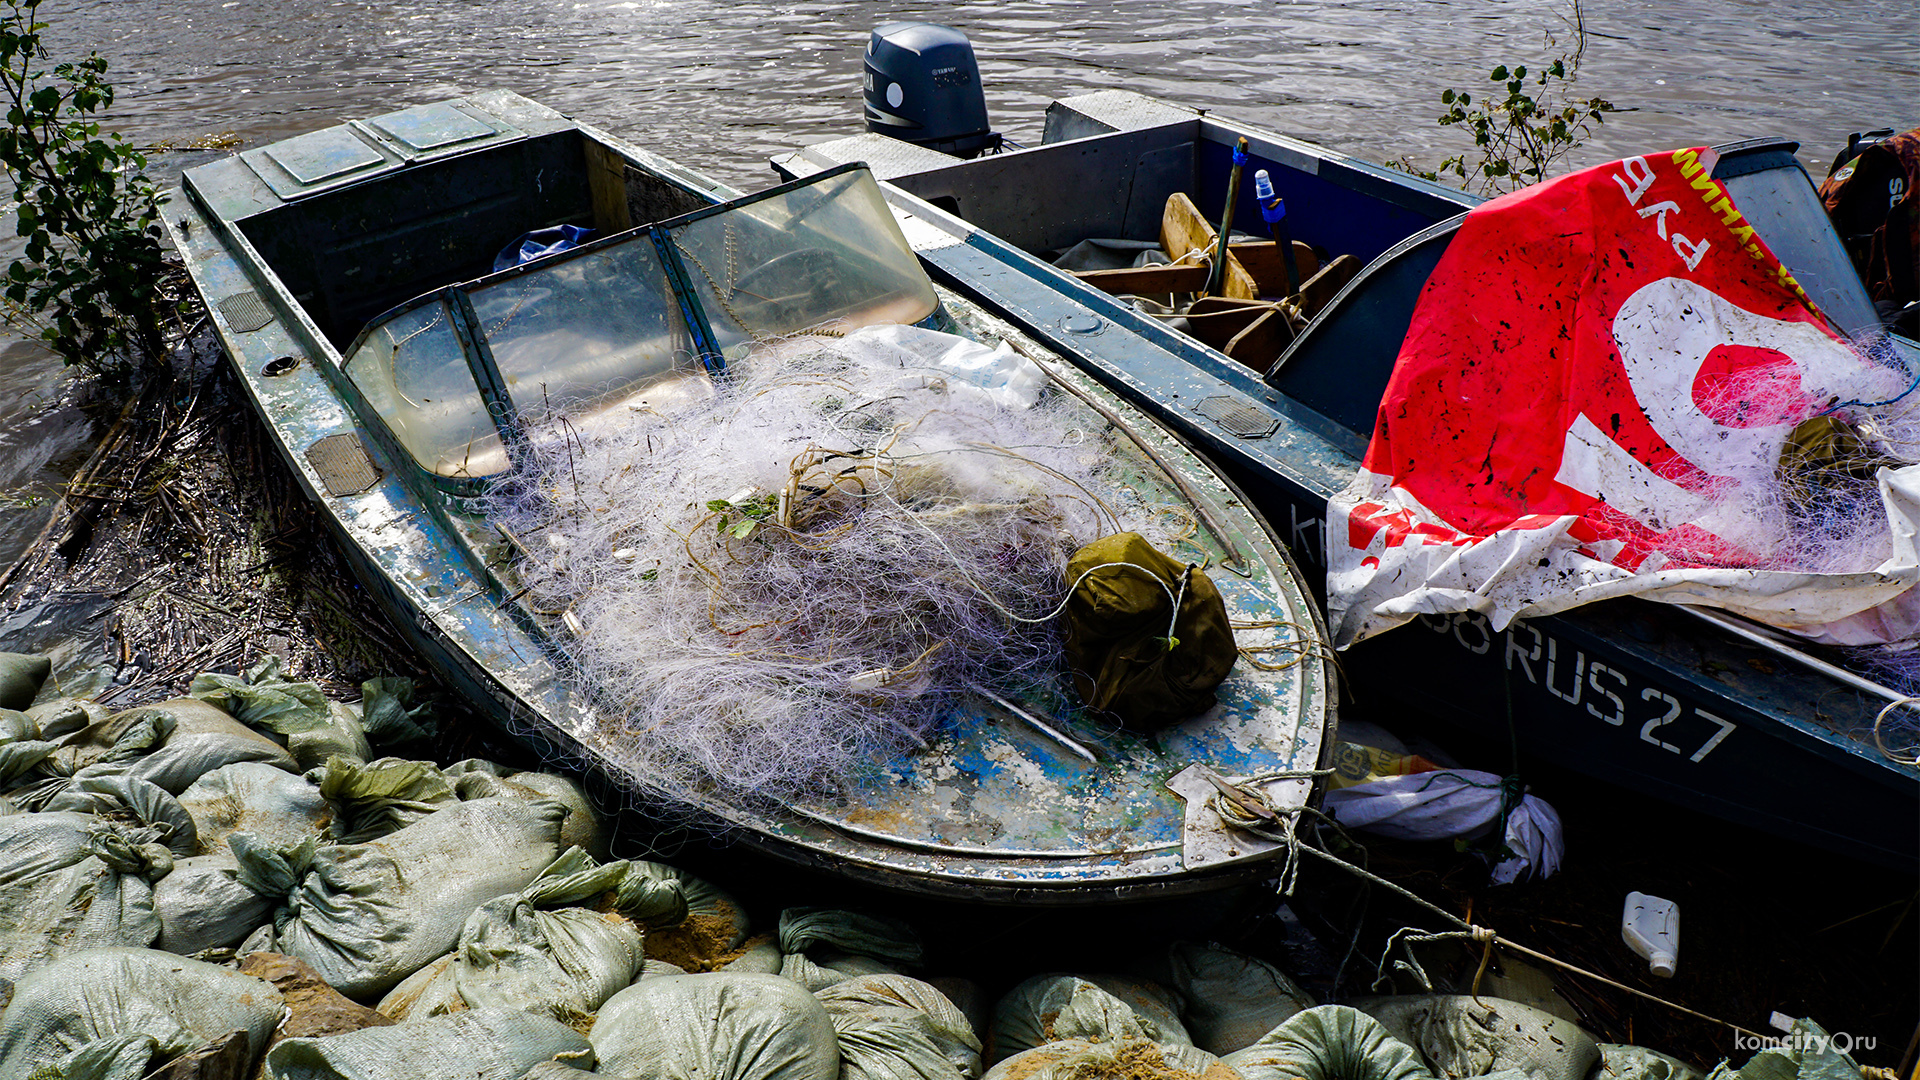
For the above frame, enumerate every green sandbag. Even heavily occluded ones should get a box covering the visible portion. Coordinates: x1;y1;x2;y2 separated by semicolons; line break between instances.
1223;1005;1434;1080
0;946;283;1079
982;1039;1225;1080
317;756;459;843
989;975;1191;1065
0;651;50;711
189;655;331;735
1353;996;1599;1080
0;814;170;980
1704;1019;1862;1080
1597;1044;1705;1080
1166;941;1316;1056
1060;533;1236;731
179;761;329;854
260;797;566;998
264;1006;593;1080
817;974;983;1080
592;973;841;1080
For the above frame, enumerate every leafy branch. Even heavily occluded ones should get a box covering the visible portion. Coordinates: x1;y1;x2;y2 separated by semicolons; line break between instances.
0;0;169;377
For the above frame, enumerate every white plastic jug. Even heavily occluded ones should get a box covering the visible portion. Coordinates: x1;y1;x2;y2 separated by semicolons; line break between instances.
1621;891;1680;977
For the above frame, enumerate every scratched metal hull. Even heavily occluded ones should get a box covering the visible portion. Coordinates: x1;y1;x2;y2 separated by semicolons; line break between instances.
163;91;1337;901
775;92;1920;868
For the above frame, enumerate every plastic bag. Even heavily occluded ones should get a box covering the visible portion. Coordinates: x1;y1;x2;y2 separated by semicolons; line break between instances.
1222;1005;1434;1080
179;761;329;854
591;972;840;1080
0;946;283;1080
818;974;983;1080
1166;941;1315;1056
1322;769;1564;884
990;976;1191;1064
261;796;566;997
0;813;169;979
263;1006;594;1080
1353;996;1599;1080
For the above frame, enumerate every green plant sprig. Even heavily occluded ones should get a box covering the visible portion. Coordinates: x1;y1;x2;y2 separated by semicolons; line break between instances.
0;0;169;377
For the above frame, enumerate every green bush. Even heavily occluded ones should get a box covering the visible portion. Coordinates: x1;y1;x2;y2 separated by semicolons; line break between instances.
0;0;168;376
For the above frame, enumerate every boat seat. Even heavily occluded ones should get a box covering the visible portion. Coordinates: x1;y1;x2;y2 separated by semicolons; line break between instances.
1263;214;1464;440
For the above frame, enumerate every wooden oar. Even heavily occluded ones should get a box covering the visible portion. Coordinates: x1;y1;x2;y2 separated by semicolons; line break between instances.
1204;137;1251;296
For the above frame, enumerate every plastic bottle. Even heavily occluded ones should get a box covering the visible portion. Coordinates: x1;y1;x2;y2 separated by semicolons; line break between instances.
1621;891;1680;977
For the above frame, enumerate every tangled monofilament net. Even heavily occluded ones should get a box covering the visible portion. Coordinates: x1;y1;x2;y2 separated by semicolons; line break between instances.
482;329;1177;798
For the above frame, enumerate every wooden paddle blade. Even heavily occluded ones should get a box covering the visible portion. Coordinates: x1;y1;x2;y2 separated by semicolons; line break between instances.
1162;193;1257;301
1224;307;1295;373
1072;263;1211;296
1297;253;1363;318
1230;240;1320;296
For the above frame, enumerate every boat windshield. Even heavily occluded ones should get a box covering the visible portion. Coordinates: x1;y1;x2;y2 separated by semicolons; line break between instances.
342;165;938;485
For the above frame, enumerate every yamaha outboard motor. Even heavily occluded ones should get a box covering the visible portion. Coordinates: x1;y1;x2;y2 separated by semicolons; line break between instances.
864;22;1000;157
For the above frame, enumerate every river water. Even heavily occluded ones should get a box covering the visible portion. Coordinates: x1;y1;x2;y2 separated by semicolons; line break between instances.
0;0;1914;565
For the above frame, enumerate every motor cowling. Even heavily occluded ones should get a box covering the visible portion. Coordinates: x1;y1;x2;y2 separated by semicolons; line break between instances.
864;22;999;157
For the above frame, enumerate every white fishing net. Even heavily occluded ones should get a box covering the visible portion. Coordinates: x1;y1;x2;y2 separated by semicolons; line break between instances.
481;325;1182;798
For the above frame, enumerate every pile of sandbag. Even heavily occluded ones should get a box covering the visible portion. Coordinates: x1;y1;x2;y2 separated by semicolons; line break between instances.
0;650;1872;1080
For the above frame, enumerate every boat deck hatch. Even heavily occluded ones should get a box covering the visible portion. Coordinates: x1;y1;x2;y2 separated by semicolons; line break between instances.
247;126;390;196
215;291;274;334
364;101;499;153
304;433;384;497
1195;395;1279;438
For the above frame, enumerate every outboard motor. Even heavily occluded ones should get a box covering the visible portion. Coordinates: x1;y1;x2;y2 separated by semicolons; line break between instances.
864;22;1000;157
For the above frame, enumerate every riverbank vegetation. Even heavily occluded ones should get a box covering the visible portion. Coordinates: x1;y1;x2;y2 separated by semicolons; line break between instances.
0;0;171;378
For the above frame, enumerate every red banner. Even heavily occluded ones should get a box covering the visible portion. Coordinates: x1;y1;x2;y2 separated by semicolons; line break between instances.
1329;150;1920;647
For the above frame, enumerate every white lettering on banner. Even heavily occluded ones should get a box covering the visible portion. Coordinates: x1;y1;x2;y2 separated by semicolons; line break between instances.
1635;199;1682;239
1611;156;1655;205
1555;411;1706;534
1672;233;1710;270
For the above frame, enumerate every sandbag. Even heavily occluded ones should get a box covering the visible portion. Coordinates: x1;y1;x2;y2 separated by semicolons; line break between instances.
44;772;200;855
190;654;331;736
28;697;112;740
1703;1019;1860;1080
357;675;437;747
0;707;56;787
451;848;648;1021
287;703;372;772
263;1006;593;1080
0;813;169;979
265;796;566;997
316;756;460;843
451;769;607;862
1597;1044;1704;1080
592;972;841;1080
640;863;753;972
1166;942;1315;1055
1354;996;1599;1080
179;761;330;854
375;953;466;1021
0;946;282;1079
120;698;300;794
817;974;983;1080
30;707;174;789
1059;532;1236;731
982;1039;1226;1080
990;975;1191;1064
778;908;922;990
154;852;275;955
0;650;50;710
784;950;902;992
1223;1005;1434;1080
